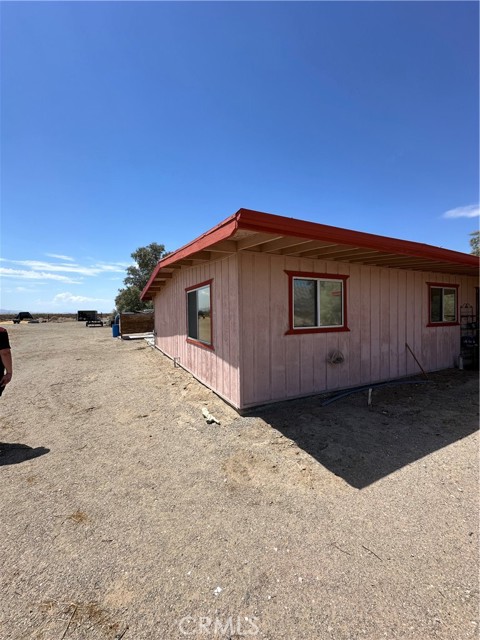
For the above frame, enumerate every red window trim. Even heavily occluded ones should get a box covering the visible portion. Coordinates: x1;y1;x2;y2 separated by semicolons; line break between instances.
186;337;215;351
426;282;459;327
185;278;213;294
285;270;350;335
185;279;214;350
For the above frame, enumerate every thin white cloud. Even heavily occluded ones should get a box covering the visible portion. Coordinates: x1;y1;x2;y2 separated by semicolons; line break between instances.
9;260;99;276
2;259;128;277
0;267;82;284
442;204;480;219
0;257;128;309
52;292;111;305
45;253;75;261
95;262;132;272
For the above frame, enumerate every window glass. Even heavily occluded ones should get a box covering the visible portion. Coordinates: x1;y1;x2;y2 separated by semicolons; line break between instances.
288;272;347;333
187;284;211;344
443;289;456;322
430;287;443;323
294;279;317;327
293;277;344;329
319;280;343;326
187;290;199;340
197;286;211;343
429;286;457;323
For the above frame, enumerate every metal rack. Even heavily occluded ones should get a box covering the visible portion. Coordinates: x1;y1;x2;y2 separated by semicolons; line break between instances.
460;303;479;370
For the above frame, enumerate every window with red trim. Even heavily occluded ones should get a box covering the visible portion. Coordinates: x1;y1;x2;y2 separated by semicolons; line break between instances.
285;271;349;334
186;281;212;346
427;283;459;326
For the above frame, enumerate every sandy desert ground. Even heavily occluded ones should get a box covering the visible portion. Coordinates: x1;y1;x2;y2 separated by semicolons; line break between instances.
0;321;478;640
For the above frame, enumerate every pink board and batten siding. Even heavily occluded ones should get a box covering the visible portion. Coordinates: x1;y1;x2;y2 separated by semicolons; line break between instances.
154;254;241;408
238;252;476;408
154;251;477;410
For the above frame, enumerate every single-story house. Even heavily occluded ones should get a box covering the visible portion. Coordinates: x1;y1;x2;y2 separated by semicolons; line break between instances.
141;209;479;410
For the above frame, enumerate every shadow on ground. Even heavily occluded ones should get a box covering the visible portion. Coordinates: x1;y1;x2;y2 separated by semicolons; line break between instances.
0;443;50;466
250;371;479;489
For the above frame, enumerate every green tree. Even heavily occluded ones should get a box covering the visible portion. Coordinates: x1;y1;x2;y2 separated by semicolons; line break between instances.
470;230;480;257
115;242;167;312
115;286;146;313
124;242;166;290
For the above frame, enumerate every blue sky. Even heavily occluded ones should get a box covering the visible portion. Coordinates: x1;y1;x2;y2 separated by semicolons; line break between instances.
1;1;478;313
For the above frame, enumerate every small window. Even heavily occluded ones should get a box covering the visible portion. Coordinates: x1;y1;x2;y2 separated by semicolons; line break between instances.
186;281;213;347
427;283;458;326
286;271;349;334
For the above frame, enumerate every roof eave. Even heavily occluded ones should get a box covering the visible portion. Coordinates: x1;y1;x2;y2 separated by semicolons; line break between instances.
236;208;480;269
141;208;479;300
140;211;240;300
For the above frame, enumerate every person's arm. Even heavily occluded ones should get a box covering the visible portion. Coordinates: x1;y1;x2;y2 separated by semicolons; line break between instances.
0;348;12;386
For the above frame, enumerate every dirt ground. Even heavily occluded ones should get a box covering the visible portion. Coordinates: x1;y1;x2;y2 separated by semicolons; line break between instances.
0;321;478;640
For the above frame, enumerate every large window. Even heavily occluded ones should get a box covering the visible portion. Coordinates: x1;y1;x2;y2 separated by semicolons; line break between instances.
427;283;458;326
285;271;349;334
186;280;213;347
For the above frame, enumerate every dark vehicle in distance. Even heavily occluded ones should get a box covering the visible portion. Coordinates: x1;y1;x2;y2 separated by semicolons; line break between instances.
77;310;98;322
77;309;103;326
13;312;34;324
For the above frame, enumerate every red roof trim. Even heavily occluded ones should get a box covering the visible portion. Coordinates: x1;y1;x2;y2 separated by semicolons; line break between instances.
141;208;479;300
141;213;238;300
236;209;479;268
